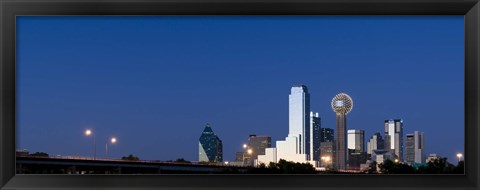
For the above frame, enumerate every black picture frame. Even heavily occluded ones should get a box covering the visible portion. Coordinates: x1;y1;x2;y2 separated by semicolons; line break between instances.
1;0;479;189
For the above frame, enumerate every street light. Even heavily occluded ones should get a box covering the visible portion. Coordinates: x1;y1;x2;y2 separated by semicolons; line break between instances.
457;153;463;162
106;137;117;159
394;159;399;163
85;129;96;160
321;156;331;168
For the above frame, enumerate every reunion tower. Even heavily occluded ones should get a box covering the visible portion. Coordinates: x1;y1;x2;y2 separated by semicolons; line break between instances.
331;93;353;170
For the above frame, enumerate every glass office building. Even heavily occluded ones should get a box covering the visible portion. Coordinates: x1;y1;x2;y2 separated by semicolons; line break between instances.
321;128;334;142
367;132;384;156
384;119;404;161
347;129;365;153
310;112;321;161
198;123;223;162
288;85;310;155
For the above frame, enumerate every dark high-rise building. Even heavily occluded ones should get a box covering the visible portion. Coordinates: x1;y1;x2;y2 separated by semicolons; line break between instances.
331;93;353;170
310;112;321;161
406;131;425;164
384;119;404;161
348;151;367;170
245;135;271;166
198;123;223;162
321;128;334;142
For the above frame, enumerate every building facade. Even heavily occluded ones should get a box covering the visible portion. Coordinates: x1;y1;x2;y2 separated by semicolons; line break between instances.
347;129;365;153
198;123;223;162
288;85;310;155
321;128;334;142
384;119;404;161
367;132;384;156
245;135;272;166
405;131;425;164
310;112;321;161
319;141;334;168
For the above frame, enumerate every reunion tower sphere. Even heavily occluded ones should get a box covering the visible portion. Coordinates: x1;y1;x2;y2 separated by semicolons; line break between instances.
331;93;353;114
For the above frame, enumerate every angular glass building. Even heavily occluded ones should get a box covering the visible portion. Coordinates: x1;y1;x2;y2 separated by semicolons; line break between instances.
198;123;223;162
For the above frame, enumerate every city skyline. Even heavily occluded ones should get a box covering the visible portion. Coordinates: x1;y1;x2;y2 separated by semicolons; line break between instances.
17;16;464;163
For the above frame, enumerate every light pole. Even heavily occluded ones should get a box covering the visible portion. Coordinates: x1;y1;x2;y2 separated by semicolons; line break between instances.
85;129;96;160
457;153;463;162
106;137;117;159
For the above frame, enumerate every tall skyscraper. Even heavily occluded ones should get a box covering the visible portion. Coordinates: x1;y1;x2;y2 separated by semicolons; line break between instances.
406;131;425;164
384;119;404;161
257;85;311;165
289;85;310;155
245;135;272;166
198;123;223;162
367;132;384;155
347;129;365;153
310;112;321;161
321;128;334;142
331;93;353;170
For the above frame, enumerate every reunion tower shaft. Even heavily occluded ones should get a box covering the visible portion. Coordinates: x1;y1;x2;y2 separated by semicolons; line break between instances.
331;93;353;170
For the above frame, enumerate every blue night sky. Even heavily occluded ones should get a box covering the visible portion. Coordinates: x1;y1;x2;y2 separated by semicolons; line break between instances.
17;16;464;163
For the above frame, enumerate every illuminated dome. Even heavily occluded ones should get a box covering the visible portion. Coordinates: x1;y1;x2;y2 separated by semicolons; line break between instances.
331;93;353;114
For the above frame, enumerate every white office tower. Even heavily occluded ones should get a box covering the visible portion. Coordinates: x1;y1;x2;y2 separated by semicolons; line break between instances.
257;85;312;166
406;131;425;164
288;85;310;155
384;119;404;161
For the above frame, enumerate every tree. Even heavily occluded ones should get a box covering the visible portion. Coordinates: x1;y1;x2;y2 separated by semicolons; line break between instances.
378;159;414;174
121;154;139;161
29;152;49;157
366;161;377;174
378;159;395;174
417;157;453;174
453;161;465;174
174;158;191;163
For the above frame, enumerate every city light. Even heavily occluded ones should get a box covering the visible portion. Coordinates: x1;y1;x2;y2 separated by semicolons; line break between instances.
84;129;96;160
247;149;253;155
325;156;331;162
457;153;463;162
106;137;117;159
